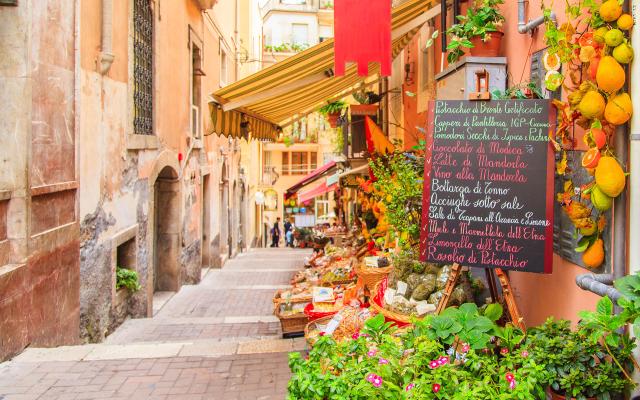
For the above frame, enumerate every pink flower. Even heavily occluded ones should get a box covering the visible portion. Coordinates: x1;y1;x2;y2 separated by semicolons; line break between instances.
366;373;383;388
367;349;378;357
505;372;515;382
500;348;509;355
378;358;389;365
405;383;415;392
509;379;517;390
319;332;326;336
521;350;529;358
461;343;470;353
432;383;441;393
428;360;439;369
352;332;360;340
438;356;449;365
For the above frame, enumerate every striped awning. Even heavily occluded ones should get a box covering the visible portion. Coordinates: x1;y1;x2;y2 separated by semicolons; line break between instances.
210;0;439;139
208;104;279;141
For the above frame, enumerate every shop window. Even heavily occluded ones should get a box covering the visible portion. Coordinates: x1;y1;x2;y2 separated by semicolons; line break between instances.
133;0;154;136
310;152;317;170
282;152;290;175
191;43;203;138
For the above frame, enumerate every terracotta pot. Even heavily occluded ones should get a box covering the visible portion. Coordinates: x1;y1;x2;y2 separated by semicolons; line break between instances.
547;388;595;400
469;31;504;57
326;113;340;128
349;104;378;116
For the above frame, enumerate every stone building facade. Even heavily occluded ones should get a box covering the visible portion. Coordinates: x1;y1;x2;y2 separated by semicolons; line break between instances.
0;0;263;358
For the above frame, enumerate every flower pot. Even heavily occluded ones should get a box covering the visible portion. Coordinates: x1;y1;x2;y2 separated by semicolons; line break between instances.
469;31;504;57
326;112;340;128
547;388;595;400
349;104;378;116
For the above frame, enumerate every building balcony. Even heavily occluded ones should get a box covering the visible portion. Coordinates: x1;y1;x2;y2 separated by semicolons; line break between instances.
260;0;319;18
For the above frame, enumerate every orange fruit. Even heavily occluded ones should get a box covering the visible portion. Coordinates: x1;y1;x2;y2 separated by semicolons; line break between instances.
578;91;606;119
582;148;601;168
590;128;607;148
600;0;623;22
595;156;626;197
596;56;626;93
604;92;633;125
617;13;634;30
582;238;605;269
543;52;561;71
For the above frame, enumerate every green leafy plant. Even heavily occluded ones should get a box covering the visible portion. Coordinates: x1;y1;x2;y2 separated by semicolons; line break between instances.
264;42;309;53
116;267;141;292
318;100;347;116
446;0;505;64
491;81;544;100
528;317;633;399
369;153;423;247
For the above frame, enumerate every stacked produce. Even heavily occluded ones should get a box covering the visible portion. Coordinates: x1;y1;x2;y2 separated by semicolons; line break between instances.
543;0;632;269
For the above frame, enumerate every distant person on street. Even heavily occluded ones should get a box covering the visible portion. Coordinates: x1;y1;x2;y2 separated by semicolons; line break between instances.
271;217;281;247
285;220;296;248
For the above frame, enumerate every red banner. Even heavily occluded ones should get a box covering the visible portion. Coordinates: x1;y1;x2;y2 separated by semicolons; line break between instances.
334;0;392;77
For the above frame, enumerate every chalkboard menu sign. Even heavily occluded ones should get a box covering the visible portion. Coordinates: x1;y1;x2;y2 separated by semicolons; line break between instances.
419;100;555;274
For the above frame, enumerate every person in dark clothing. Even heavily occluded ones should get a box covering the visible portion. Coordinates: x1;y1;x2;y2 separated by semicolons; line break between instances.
283;219;292;247
271;217;281;247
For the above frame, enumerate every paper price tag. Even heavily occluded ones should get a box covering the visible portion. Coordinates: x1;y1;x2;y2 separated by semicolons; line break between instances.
325;314;343;335
416;301;436;316
383;288;396;305
396;281;408;296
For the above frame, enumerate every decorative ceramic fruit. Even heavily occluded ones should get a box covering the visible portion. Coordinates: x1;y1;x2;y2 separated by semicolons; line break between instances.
604;92;633;125
604;28;624;47
582;148;601;169
617;13;634;30
543;52;561;71
578;91;606;119
545;70;564;91
591;186;613;211
596;56;626;93
595;156;626;197
613;42;634;64
582;238;605;269
600;0;623;22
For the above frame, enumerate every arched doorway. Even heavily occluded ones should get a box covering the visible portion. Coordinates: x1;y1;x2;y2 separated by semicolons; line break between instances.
153;166;180;292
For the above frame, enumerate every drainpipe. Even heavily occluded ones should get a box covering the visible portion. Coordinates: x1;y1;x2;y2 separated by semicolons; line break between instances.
99;0;115;74
517;0;556;34
575;273;623;303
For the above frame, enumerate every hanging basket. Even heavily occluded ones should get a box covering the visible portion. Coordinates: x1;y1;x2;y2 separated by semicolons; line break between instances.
327;112;341;128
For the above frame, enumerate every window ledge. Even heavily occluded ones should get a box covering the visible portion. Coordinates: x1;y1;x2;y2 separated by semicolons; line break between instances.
127;134;159;150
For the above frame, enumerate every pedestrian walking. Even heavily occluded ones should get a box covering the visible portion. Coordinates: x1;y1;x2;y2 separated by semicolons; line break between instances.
271;217;281;247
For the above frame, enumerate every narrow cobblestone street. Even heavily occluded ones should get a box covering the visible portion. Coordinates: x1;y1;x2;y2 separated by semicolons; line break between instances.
0;249;310;400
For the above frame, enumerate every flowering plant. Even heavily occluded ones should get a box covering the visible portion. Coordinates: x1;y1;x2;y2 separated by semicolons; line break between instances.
288;307;548;399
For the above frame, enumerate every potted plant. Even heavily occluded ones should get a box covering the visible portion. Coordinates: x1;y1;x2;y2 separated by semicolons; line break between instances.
446;0;505;64
319;100;347;128
528;317;633;400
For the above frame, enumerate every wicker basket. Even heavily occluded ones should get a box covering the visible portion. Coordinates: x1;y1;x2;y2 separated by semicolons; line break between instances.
304;315;334;347
355;263;393;291
273;291;311;337
370;281;421;327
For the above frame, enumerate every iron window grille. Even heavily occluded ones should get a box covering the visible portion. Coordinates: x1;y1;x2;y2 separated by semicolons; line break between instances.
133;0;154;135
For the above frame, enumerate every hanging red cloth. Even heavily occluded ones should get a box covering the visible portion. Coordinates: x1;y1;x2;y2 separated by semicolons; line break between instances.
334;0;392;77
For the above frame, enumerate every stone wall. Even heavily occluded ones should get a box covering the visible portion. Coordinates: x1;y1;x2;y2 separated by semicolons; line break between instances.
0;1;80;360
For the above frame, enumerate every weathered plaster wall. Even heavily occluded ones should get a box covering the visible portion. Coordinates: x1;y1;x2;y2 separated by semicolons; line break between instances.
0;1;80;360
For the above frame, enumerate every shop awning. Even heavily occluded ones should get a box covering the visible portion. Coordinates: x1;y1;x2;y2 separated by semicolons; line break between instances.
208;104;279;141
299;182;338;204
285;161;338;198
210;0;440;133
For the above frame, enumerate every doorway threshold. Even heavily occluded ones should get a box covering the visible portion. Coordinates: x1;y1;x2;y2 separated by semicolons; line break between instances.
153;291;176;316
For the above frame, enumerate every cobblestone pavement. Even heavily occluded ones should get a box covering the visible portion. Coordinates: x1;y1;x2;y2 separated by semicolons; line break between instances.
0;249;311;400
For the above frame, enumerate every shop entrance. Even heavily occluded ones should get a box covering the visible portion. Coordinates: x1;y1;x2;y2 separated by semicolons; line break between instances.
219;161;229;261
201;173;211;269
